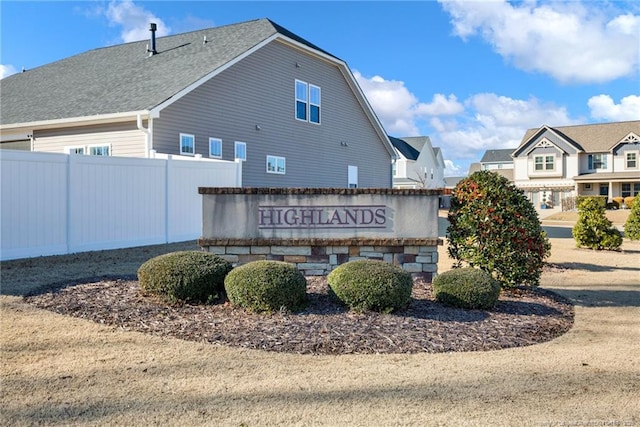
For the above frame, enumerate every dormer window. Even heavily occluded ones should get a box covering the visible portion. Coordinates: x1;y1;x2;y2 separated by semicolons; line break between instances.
534;155;554;171
626;152;637;169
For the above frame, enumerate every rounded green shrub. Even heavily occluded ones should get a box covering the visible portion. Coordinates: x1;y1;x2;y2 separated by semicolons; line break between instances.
137;251;232;303
432;267;501;310
623;196;640;240
224;260;307;313
572;197;622;250
447;171;550;288
327;260;413;313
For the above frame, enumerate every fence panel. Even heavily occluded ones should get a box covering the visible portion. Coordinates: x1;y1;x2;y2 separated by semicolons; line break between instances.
1;151;69;260
0;150;240;261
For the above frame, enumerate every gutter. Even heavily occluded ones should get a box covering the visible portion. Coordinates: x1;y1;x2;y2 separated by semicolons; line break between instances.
137;114;152;158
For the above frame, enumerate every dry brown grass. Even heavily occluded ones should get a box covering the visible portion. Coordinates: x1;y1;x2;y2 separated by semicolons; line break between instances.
545;209;631;224
2;233;640;426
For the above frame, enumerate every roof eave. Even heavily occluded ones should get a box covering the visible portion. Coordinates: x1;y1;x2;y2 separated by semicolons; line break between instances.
0;110;150;131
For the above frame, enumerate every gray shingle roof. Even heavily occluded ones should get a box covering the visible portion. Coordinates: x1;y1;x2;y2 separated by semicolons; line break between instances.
518;121;640;153
480;148;515;163
0;19;336;125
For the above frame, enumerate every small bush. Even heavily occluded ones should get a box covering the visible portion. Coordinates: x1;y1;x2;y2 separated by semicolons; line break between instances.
572;197;622;250
624;196;635;209
327;260;412;313
138;251;232;303
224;261;307;313
624;196;640;240
612;197;624;209
432;267;501;310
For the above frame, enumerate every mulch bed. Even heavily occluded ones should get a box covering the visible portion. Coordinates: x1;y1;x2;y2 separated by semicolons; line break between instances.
25;276;574;355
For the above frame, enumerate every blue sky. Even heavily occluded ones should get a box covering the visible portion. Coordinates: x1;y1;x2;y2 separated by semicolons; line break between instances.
1;1;639;176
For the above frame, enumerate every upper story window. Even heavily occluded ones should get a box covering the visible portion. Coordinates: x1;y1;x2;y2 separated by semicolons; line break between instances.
180;133;195;155
295;80;321;124
534;155;554;171
266;155;286;174
626;152;637;169
588;153;607;170
235;141;247;161
209;138;222;158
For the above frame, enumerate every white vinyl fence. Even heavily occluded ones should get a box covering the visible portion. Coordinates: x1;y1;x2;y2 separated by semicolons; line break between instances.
0;150;241;261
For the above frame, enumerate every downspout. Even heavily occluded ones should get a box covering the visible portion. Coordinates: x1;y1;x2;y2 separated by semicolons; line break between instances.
137;114;152;158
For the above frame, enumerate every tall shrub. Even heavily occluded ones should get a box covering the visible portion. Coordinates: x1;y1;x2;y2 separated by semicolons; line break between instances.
447;171;550;287
572;197;622;250
623;196;640;240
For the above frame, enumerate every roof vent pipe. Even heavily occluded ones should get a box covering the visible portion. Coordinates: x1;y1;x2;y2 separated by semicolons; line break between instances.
148;23;157;56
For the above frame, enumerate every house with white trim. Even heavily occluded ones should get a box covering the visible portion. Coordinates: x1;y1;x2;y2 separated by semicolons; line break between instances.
478;148;516;182
389;136;445;189
0;19;395;188
512;121;640;208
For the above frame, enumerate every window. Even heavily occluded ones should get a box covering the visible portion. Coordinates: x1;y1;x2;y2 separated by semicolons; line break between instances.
626;152;637;169
599;184;608;196
622;183;640;197
234;141;246;161
309;85;321;124
534;155;554;171
180;133;195;155
392;161;397;177
209;138;222;158
89;145;110;156
584;183;592;190
65;146;85;155
266;155;286;174
295;80;321;124
588;153;607;170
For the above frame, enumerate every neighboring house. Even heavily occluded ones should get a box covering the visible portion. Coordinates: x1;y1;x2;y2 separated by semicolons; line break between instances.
0;19;395;188
478;148;516;182
512;120;640;208
389;136;445;189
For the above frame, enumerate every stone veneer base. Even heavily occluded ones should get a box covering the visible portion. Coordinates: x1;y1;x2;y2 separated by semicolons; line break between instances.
198;237;442;280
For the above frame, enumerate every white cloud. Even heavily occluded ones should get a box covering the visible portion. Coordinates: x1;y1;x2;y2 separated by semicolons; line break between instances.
0;64;18;79
354;70;585;176
443;159;463;177
106;0;169;43
354;71;463;136
439;0;640;83
588;94;640;121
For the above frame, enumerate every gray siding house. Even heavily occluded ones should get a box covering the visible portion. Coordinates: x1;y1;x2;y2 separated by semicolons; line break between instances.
0;19;395;188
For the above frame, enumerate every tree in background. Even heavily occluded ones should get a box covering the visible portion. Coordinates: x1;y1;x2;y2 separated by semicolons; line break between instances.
447;171;550;287
572;197;622;250
623;198;640;240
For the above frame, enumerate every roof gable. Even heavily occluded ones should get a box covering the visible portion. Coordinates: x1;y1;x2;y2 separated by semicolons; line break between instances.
389;136;420;160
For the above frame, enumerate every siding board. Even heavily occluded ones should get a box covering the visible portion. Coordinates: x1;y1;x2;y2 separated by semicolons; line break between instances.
153;41;391;188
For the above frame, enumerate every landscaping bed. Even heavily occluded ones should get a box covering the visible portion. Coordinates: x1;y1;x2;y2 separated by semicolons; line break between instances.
25;274;573;355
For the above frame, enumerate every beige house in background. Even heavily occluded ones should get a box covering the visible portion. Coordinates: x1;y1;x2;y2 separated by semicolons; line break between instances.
512;120;640;208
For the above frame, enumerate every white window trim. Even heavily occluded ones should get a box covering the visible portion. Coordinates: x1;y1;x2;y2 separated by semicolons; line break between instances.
209;137;222;159
533;155;554;171
624;151;638;170
180;133;195;156
295;80;321;125
295;80;308;122
64;146;85;155
309;84;321;125
87;144;111;156
234;141;247;161
266;155;286;174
